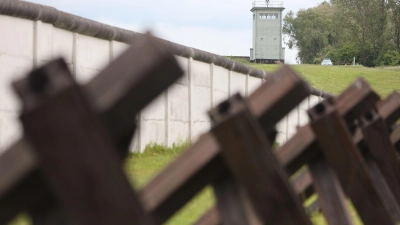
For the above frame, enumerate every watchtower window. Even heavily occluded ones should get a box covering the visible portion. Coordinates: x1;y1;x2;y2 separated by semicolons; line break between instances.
259;13;278;19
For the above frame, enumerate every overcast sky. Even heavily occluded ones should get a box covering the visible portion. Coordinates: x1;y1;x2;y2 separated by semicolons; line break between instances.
25;0;325;64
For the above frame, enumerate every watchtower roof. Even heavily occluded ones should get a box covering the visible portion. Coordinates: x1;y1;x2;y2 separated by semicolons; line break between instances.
251;1;285;11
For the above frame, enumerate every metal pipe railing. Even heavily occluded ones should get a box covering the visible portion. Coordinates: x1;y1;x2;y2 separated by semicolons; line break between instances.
252;1;284;8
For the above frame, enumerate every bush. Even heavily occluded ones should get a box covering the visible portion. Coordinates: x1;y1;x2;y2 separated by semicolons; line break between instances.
311;57;323;65
376;50;400;66
329;43;360;65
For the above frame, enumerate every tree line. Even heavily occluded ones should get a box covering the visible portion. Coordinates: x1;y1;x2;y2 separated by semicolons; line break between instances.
283;0;400;66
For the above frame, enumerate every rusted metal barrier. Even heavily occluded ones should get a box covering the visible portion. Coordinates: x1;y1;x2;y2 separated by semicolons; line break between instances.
189;80;400;225
0;33;184;224
190;78;380;224
286;90;400;218
1;34;400;225
140;64;312;224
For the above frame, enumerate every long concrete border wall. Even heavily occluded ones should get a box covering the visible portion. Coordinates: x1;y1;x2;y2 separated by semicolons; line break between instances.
0;0;333;152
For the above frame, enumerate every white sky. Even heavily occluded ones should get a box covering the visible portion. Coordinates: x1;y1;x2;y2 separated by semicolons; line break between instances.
25;0;325;64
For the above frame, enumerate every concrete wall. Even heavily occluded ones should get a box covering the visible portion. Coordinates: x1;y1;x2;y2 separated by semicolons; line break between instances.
0;14;323;153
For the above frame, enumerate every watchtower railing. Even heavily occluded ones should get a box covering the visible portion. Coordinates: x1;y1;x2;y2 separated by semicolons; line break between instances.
252;1;284;8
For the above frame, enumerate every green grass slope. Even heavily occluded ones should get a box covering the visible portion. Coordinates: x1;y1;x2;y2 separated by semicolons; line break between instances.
125;143;215;225
235;59;400;98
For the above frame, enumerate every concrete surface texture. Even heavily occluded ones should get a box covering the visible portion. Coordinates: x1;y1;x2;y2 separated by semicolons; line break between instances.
251;5;285;61
0;14;322;153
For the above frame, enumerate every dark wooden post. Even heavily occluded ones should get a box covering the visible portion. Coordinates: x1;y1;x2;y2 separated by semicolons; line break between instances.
308;154;354;225
0;33;184;224
209;94;311;225
359;109;400;204
14;59;155;225
289;90;400;215
308;99;400;225
140;65;312;224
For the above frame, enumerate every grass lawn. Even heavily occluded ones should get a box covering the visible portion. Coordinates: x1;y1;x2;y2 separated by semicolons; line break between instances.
234;59;400;98
9;63;400;225
125;143;215;225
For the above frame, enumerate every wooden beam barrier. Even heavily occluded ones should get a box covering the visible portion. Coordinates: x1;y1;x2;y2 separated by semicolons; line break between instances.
289;91;400;215
194;79;399;224
0;33;184;224
308;98;400;225
14;59;155;225
140;65;312;224
208;93;311;224
2;51;399;225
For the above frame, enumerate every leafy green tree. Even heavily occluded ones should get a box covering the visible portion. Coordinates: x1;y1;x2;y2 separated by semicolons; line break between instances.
283;2;335;63
376;49;400;65
284;0;400;66
387;0;400;51
332;0;387;66
329;43;360;64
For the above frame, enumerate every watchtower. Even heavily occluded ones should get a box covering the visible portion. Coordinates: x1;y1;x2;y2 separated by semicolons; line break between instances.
250;1;285;63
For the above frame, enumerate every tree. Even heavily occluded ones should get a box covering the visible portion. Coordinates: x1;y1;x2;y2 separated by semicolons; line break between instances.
283;0;399;66
283;2;335;63
332;0;388;66
387;0;400;51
